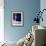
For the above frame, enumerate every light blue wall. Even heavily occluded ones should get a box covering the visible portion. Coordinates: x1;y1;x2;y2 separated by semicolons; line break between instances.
4;0;40;42
40;0;46;27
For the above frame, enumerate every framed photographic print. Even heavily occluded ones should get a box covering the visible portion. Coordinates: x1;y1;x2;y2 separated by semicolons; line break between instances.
12;11;24;26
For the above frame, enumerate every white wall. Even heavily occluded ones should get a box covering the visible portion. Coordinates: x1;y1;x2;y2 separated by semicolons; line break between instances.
0;0;4;42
